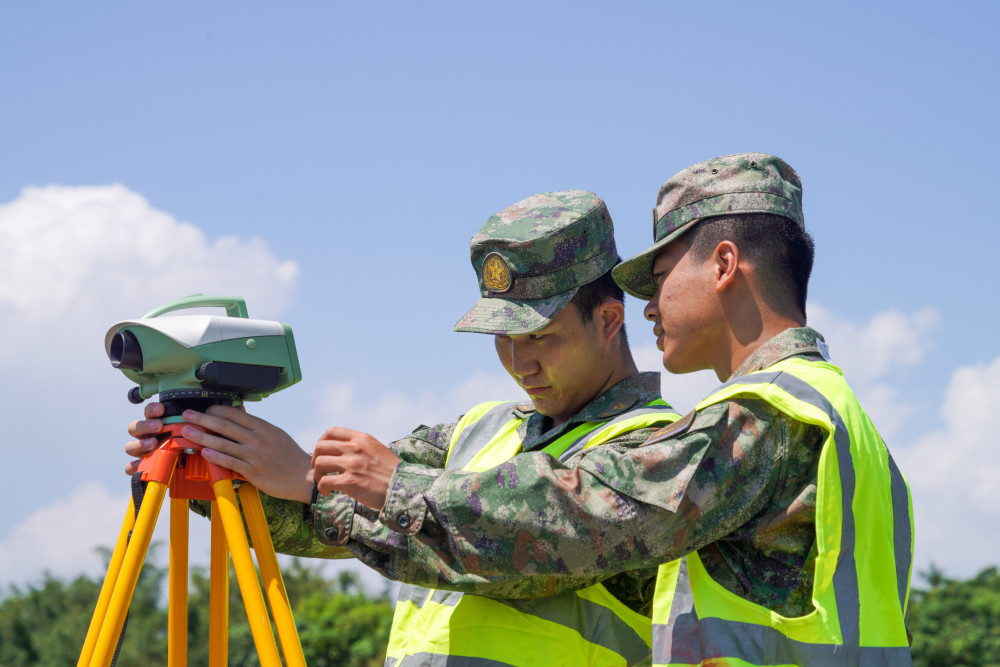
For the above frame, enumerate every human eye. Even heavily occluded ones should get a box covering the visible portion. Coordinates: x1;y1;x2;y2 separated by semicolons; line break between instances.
529;333;546;341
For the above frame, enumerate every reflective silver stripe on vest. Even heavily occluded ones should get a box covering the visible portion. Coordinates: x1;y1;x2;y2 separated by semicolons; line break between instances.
396;584;651;665
447;402;519;470
653;616;914;666
499;596;650;665
558;404;679;460
397;584;463;608
387;654;513;667
887;451;913;613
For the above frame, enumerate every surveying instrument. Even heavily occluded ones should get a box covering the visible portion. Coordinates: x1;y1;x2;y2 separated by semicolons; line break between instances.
79;295;307;667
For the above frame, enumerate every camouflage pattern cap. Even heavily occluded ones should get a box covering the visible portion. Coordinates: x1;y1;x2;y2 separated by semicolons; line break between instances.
454;190;618;335
613;153;804;299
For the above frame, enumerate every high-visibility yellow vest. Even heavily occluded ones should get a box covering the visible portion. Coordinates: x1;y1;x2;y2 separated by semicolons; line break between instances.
387;398;681;667
651;357;914;666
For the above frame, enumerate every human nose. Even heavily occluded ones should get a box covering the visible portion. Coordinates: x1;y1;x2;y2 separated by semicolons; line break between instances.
509;338;540;379
644;296;660;322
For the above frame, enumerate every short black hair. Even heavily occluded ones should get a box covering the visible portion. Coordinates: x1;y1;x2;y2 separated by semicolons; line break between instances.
685;213;815;317
568;266;629;344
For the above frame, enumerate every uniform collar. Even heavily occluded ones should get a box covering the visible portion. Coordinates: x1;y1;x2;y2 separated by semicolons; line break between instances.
729;326;827;380
519;371;663;449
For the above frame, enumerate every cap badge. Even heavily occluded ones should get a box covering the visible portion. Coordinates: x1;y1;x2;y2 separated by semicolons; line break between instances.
482;252;512;293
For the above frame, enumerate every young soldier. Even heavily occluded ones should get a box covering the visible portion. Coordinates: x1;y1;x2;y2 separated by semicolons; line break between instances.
127;190;680;666
318;155;915;665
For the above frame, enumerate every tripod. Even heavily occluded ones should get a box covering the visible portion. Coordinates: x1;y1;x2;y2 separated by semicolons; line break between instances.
78;395;307;667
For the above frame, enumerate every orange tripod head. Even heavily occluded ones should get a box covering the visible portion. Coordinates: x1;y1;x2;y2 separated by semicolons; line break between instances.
138;391;245;500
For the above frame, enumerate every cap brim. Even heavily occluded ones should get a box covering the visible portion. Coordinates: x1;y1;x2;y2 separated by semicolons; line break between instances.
453;288;578;335
613;224;696;300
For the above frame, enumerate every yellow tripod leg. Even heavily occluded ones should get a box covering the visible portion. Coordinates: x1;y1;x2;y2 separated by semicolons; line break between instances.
168;497;189;667
208;501;229;667
77;498;136;667
90;479;171;667
211;479;282;667
238;483;307;667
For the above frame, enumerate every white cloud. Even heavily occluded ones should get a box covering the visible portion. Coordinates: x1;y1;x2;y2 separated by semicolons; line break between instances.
302;371;525;446
807;304;940;384
0;482;133;588
807;303;940;438
0;184;298;335
895;356;1000;578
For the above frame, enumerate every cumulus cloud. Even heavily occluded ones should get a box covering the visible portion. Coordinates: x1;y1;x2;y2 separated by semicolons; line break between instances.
304;371;525;446
808;303;940;438
0;482;135;587
807;304;940;384
0;184;297;334
895;356;1000;577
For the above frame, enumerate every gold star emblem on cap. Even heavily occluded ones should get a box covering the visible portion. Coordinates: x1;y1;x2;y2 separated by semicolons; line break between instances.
482;252;512;293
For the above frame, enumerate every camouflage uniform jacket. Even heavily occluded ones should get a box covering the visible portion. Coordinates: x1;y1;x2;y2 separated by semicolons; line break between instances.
254;371;668;615
368;327;831;618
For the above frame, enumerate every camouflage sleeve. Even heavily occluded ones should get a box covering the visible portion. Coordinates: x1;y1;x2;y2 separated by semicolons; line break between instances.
331;426;664;608
378;400;790;579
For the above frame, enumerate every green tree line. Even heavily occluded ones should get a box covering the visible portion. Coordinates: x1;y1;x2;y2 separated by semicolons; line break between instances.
0;548;393;666
1;554;997;665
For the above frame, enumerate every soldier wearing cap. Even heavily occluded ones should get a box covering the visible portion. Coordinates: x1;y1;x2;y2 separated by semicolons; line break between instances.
323;154;915;665
127;190;681;666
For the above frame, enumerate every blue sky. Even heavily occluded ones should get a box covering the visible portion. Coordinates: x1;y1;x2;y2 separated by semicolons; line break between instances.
1;2;998;592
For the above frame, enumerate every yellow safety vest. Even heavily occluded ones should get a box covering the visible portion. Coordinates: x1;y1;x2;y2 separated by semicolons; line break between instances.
651;357;914;666
387;398;681;667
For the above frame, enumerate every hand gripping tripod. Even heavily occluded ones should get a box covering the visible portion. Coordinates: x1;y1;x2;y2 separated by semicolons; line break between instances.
78;394;307;667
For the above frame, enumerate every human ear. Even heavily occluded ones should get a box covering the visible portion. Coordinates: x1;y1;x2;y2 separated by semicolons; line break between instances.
713;241;740;292
596;299;625;343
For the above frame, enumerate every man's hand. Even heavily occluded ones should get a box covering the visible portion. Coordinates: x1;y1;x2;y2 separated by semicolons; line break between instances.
125;403;314;504
312;428;401;510
125;402;168;475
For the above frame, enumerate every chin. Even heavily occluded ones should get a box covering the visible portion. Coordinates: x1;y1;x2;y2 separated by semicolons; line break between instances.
532;401;567;421
661;354;697;375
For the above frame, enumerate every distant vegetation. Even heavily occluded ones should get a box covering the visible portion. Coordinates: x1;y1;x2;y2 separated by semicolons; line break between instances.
1;550;995;666
0;548;393;666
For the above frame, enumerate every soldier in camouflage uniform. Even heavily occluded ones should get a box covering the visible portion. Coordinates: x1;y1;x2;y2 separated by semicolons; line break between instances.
317;154;915;665
127;190;681;666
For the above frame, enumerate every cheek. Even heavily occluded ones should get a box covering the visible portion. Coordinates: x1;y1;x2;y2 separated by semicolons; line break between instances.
494;341;514;374
660;276;704;324
549;345;597;392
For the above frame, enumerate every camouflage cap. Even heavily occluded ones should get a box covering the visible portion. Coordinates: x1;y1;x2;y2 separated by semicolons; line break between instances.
454;190;618;335
613;152;804;299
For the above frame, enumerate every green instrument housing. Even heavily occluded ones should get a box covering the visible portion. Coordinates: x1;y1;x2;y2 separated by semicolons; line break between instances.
105;295;302;406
